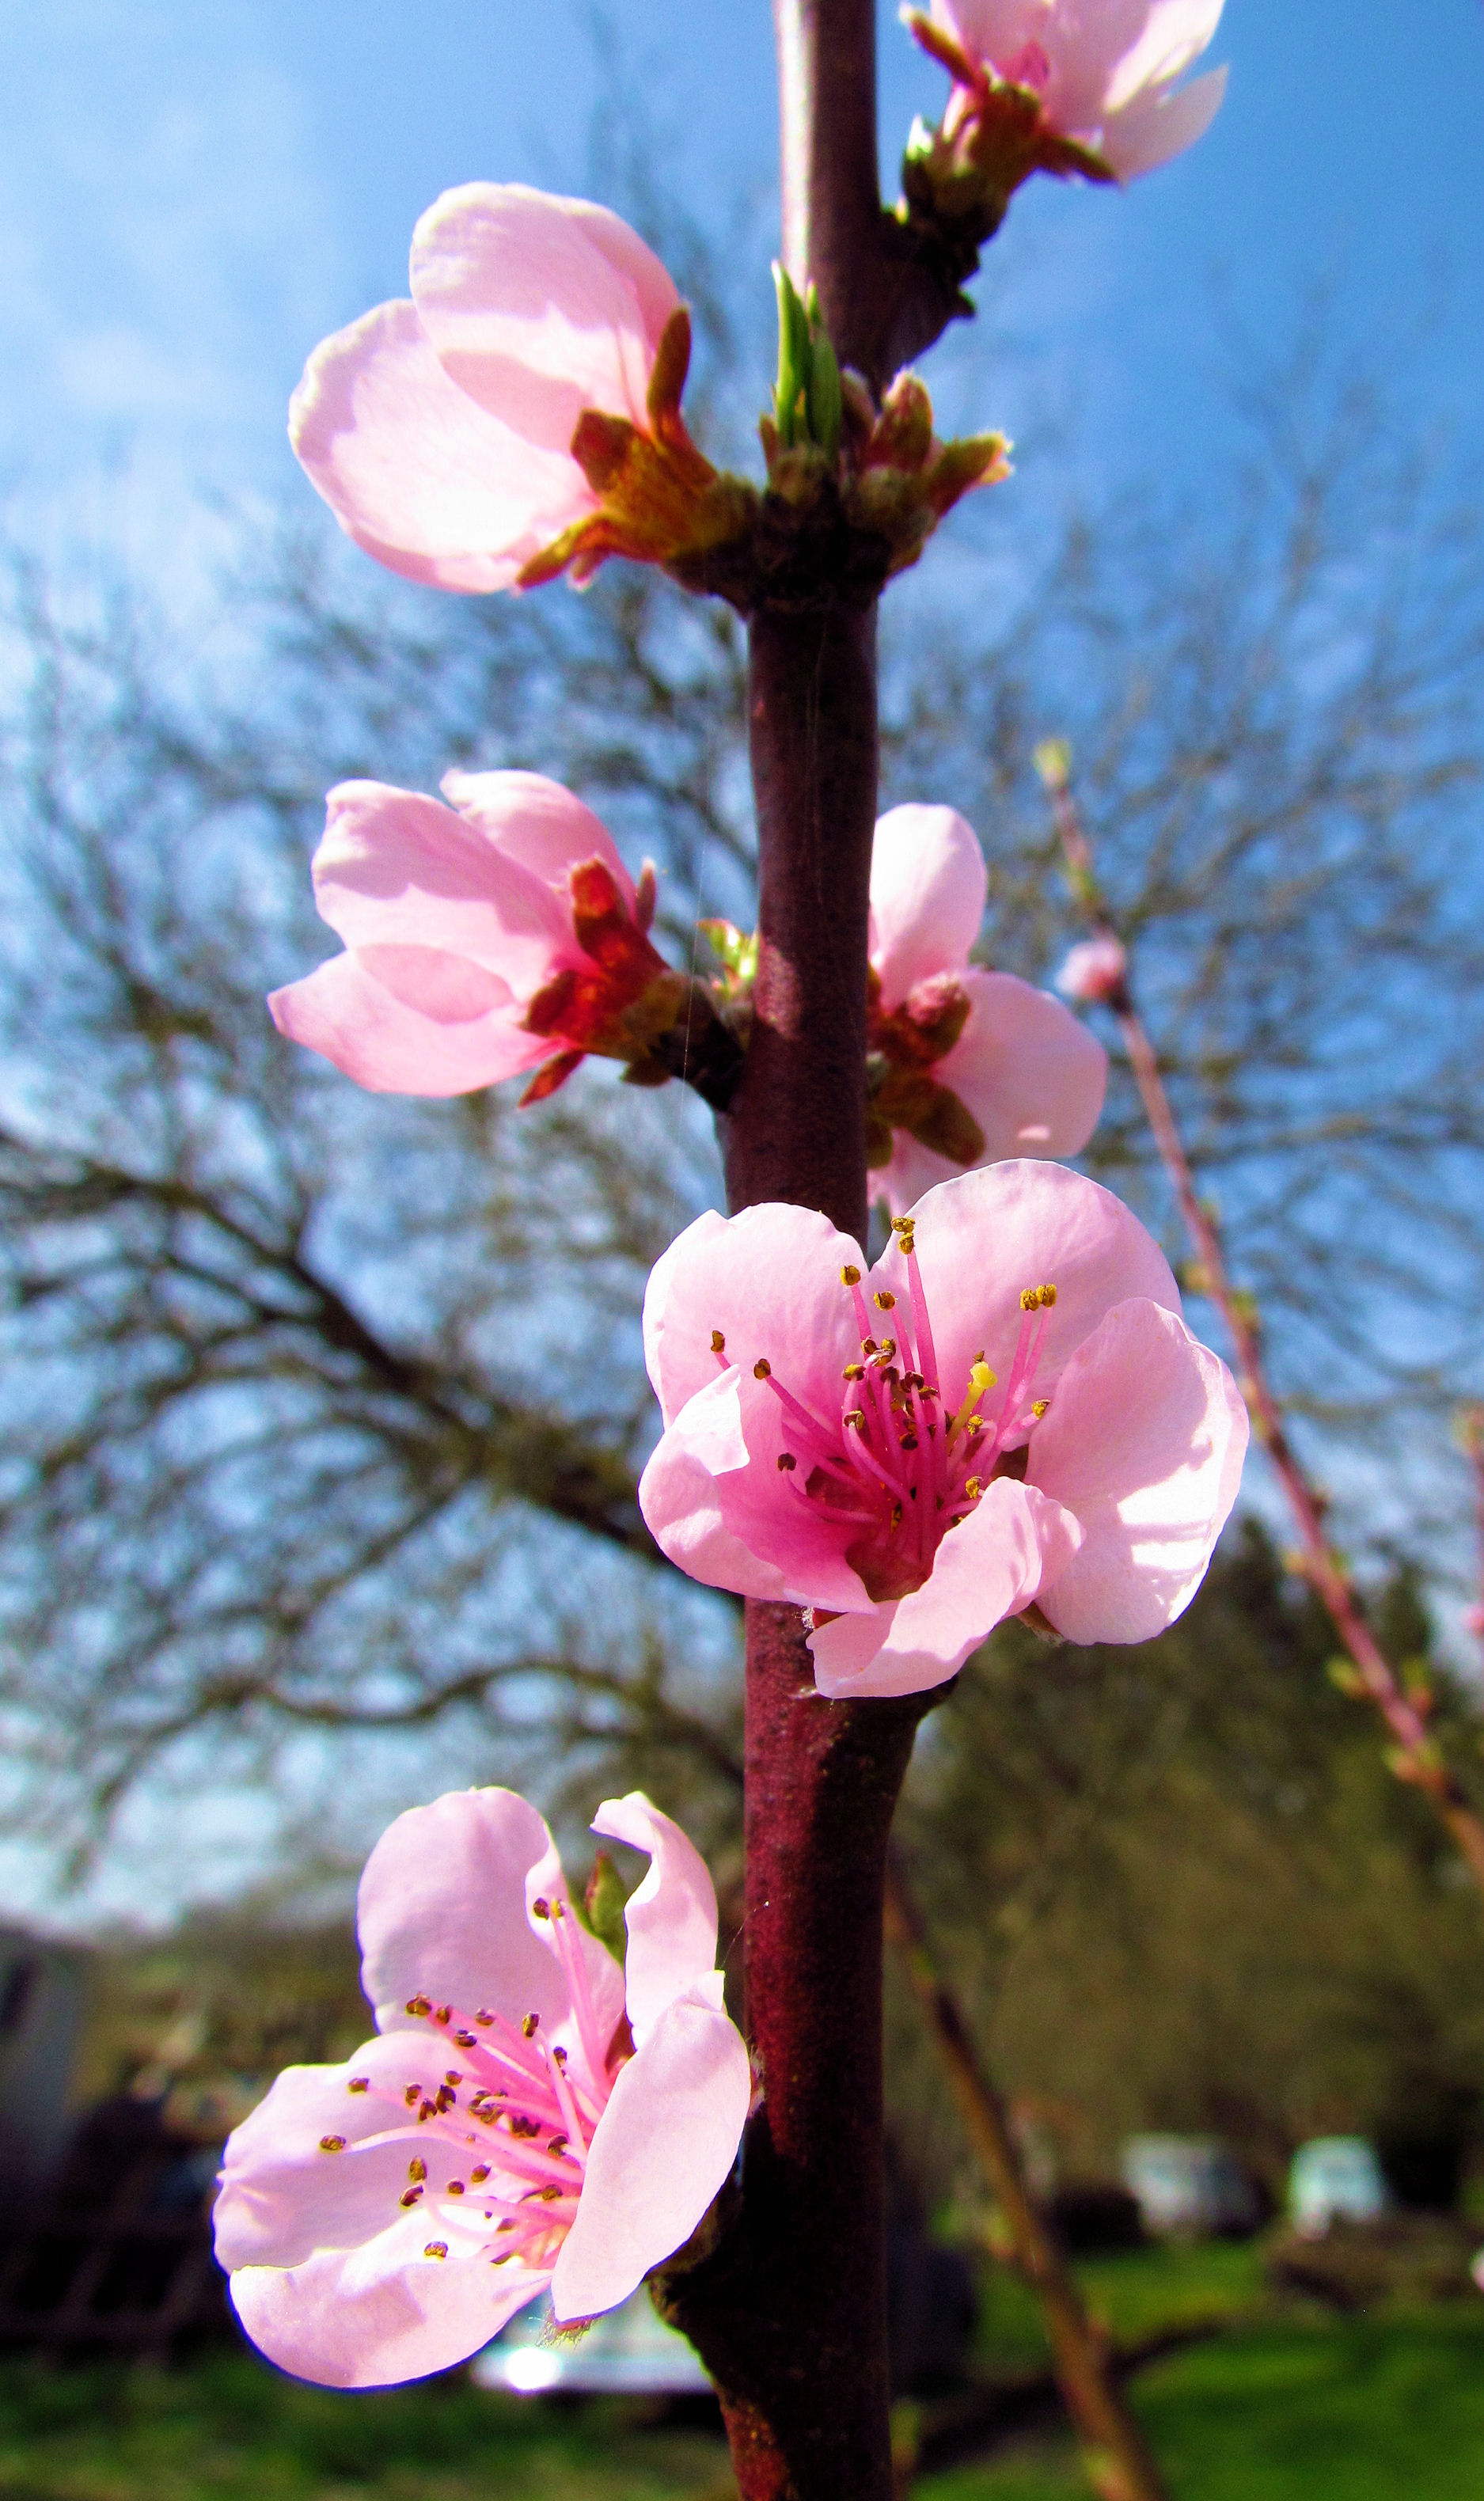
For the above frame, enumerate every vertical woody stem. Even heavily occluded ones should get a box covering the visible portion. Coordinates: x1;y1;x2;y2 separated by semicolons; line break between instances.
659;9;941;2493
1047;772;1484;1896
884;1858;1173;2501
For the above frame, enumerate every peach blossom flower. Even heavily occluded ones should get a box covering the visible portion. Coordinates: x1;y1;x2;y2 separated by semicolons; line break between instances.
904;0;1226;226
214;1787;750;2387
639;1163;1247;1699
290;184;738;595
1057;932;1129;1007
268;771;677;1103
867;804;1106;1213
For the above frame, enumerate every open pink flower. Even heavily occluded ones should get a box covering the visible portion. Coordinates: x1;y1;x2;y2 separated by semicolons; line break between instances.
214;1786;750;2389
290;184;738;595
911;0;1226;189
639;1162;1247;1699
867;804;1107;1214
1057;932;1129;1008
268;769;679;1102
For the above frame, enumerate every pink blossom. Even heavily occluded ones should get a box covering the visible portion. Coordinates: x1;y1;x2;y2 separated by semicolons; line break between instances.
290;184;731;595
919;0;1227;183
1467;1604;1484;1641
1057;932;1129;1008
268;770;676;1102
867;804;1107;1213
214;1786;750;2388
639;1162;1247;1699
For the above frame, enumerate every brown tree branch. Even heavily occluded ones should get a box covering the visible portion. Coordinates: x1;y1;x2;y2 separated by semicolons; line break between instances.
772;0;977;393
884;1855;1172;2501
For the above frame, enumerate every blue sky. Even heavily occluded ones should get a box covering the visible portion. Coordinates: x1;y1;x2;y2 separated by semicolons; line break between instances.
2;0;1481;569
2;2;1482;1925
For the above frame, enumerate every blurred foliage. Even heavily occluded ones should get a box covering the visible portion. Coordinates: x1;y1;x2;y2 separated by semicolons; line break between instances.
887;1521;1484;2204
74;1523;1484;2211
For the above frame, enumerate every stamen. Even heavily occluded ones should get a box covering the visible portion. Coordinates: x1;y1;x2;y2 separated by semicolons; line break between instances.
711;1329;726;1354
777;1452;797;1472
948;1362;996;1444
319;2135;346;2153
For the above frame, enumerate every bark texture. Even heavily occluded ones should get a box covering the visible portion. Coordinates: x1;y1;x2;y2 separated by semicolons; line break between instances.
774;0;980;393
657;13;948;2491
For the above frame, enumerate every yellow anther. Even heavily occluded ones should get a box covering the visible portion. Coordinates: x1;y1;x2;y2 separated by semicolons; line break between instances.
862;1337;879;1355
1019;1287;1039;1311
873;1340;897;1364
347;2077;370;2093
424;2241;449;2260
408;2158;427;2184
531;1897;550;1919
471;2166;491;2184
400;2187;423;2207
753;1357;772;1379
844;1409;867;1431
319;2135;347;2153
405;1994;431;2017
841;1264;861;1286
777;1452;797;1472
711;1329;726;1353
890;1216;914;1235
874;1289;897;1311
964;1476;982;1500
890;1502;903;1528
949;1362;996;1440
843;1361;866;1380
1039;1283;1057;1307
521;2013;539;2038
1031;1399;1049;1419
447;2181;465;2195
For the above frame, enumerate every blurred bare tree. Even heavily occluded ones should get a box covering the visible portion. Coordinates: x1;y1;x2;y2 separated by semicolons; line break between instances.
0;264;1481;1880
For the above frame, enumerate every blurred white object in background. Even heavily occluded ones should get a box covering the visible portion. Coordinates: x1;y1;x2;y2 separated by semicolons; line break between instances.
1121;2135;1262;2237
471;2290;712;2397
1288;2137;1391;2239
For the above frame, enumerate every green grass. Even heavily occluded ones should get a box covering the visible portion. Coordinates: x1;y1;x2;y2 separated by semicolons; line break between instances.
917;2307;1484;2501
0;2353;731;2500
2;2273;1484;2499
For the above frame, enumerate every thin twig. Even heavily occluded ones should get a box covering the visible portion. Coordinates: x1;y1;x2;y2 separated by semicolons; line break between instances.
1041;753;1484;1894
884;1854;1173;2501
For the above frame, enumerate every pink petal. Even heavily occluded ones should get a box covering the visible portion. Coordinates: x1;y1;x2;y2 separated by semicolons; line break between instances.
867;804;988;1008
640;1202;862;1428
638;1370;875;1614
268;950;549;1096
932;1;1049;71
1103;0;1224;114
869;970;1108;1216
214;2035;481;2271
1035;0;1152;126
936;970;1108;1158
589;1793;721;2045
808;1478;1083;1698
1099;63;1227;177
440;769;635;912
358;1788;575;2042
883;1161;1180;1425
289;300;587;594
549;1985;750;2323
310;780;575;988
410;184;678;454
1027;1297;1248;1642
230;2228;542;2389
